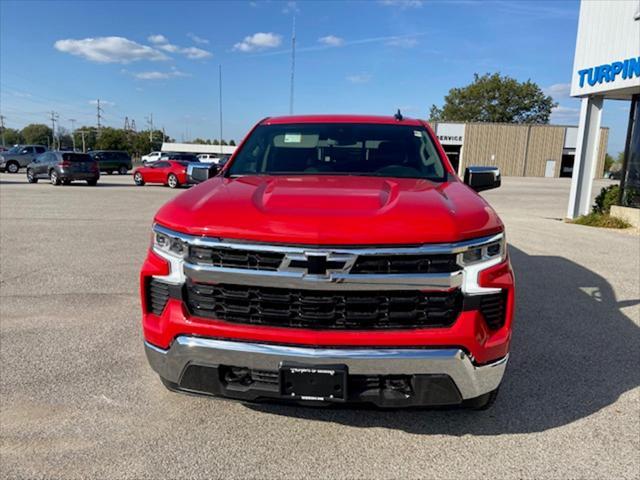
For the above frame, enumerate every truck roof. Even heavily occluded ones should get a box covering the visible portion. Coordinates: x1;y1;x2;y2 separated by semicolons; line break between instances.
261;114;426;126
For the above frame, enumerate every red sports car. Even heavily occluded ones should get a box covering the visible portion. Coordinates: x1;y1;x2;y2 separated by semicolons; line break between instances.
133;157;198;188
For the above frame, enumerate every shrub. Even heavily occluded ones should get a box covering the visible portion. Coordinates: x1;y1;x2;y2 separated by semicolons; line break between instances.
593;185;620;214
570;212;630;229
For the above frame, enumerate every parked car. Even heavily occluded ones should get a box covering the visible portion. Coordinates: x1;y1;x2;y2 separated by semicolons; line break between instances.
142;151;162;163
132;158;199;188
0;145;47;173
197;153;227;164
160;152;200;162
26;151;100;186
88;150;132;174
140;114;514;409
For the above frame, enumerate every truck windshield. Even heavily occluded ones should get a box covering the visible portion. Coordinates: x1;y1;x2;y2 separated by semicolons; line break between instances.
228;123;447;180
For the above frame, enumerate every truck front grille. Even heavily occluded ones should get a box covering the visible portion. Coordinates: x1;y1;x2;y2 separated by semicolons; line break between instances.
185;280;462;330
350;254;459;274
188;246;284;271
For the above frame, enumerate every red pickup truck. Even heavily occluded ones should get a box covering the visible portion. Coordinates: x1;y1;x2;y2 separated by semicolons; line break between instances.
141;115;514;409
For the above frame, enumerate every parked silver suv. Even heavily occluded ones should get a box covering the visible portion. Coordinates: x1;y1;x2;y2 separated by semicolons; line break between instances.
0;145;48;173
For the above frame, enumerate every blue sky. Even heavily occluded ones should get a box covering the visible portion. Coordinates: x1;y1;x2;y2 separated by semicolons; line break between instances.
0;0;630;154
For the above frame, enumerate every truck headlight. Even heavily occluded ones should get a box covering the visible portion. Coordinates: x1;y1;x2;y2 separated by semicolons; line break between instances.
459;235;506;266
153;229;188;258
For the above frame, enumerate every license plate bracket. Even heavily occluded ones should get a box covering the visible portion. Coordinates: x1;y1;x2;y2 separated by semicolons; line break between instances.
280;364;347;402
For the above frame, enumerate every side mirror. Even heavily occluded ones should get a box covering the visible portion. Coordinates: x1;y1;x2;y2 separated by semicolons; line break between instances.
464;166;501;192
187;163;218;184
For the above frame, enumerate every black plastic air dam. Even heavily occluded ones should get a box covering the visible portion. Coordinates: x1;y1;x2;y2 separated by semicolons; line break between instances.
165;363;464;408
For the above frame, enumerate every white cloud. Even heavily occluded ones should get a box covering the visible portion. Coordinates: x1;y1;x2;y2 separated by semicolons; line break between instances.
148;34;168;44
133;68;190;80
54;36;168;63
318;35;344;47
88;99;115;107
386;36;419;48
346;73;372;84
233;32;282;52
544;83;572;99
187;33;209;45
147;34;212;59
550;105;580;122
378;0;424;8
181;46;212;59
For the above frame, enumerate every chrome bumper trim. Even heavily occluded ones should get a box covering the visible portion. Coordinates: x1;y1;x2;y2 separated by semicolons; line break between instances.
183;263;463;291
145;337;507;400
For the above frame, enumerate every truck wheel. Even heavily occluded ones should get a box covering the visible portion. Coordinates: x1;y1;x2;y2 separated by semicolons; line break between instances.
26;169;38;183
62;179;71;185
50;170;61;186
118;165;128;175
87;179;98;186
133;172;145;186
106;170;113;175
463;388;499;410
167;173;179;189
6;161;19;174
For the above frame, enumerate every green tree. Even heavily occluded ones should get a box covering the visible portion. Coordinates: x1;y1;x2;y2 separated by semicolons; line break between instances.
429;73;556;124
1;127;24;146
229;139;236;146
21;124;53;145
95;127;129;151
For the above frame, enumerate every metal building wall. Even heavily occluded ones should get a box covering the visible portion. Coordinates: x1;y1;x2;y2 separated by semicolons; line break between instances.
455;122;609;178
461;124;528;176
523;125;565;177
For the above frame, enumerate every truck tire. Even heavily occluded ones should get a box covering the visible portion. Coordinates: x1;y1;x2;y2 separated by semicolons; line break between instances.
26;169;38;183
87;179;98;186
118;165;128;175
167;173;179;189
50;170;61;186
6;161;19;174
463;388;499;410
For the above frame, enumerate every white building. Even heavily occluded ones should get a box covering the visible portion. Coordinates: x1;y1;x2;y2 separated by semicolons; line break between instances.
567;0;640;218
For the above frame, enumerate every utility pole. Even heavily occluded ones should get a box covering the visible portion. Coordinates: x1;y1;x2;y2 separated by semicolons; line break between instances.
69;118;77;151
79;130;87;153
49;111;59;149
96;99;103;134
146;114;154;143
289;15;296;115
0;115;5;147
219;64;223;155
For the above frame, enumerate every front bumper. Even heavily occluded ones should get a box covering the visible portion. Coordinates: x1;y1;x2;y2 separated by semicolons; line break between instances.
145;336;508;407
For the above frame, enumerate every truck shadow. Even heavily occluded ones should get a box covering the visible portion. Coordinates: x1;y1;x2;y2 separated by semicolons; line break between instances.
244;246;640;435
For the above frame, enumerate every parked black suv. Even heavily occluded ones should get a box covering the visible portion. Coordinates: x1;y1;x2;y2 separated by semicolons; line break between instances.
88;150;132;175
26;152;100;186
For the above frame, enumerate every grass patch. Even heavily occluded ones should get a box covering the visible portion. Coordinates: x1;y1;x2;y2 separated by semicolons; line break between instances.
570;213;631;229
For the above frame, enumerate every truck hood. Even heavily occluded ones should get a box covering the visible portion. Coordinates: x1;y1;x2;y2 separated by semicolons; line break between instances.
154;175;503;245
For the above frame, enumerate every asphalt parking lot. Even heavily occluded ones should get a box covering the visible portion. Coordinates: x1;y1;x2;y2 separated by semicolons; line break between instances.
1;173;638;479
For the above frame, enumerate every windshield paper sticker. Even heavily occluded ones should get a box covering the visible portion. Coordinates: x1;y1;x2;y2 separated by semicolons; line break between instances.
284;133;302;143
413;130;422;137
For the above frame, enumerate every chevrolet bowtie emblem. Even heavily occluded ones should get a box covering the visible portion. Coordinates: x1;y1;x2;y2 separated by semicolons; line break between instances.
282;252;356;276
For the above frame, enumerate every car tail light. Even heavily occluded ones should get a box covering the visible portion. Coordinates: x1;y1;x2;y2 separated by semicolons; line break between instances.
59;161;71;167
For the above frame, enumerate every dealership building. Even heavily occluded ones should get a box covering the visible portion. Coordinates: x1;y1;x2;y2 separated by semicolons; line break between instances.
567;0;639;220
432;122;609;179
